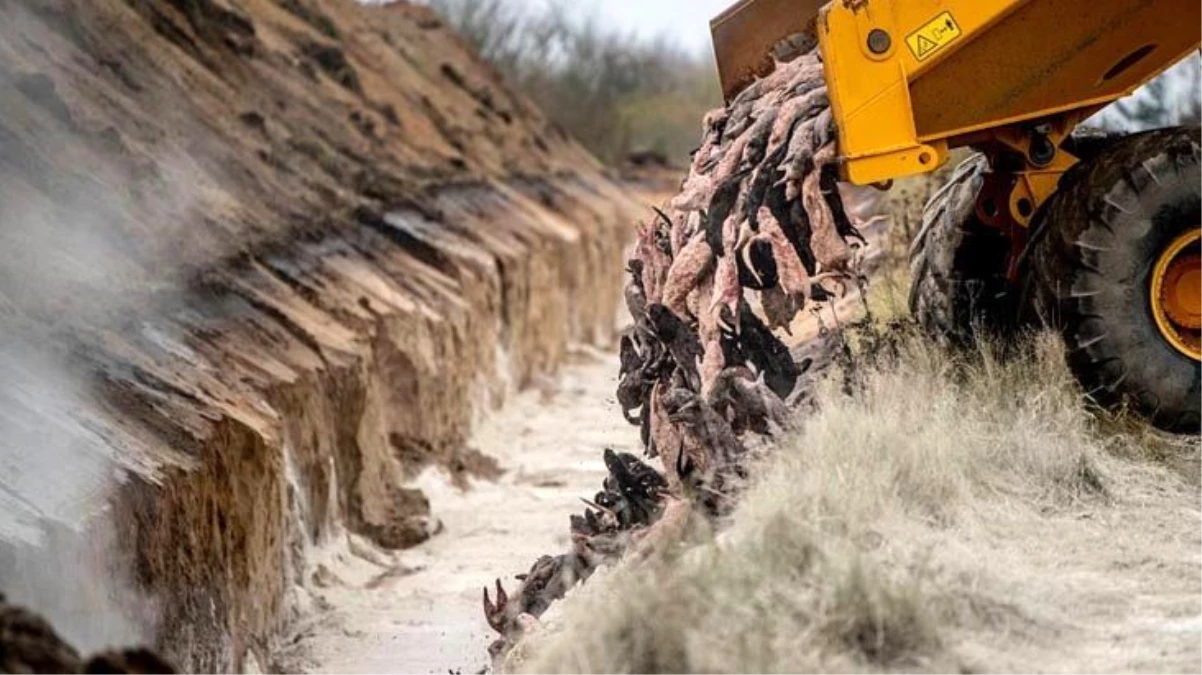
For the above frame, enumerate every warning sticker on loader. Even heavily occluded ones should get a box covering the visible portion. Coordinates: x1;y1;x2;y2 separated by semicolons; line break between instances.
906;11;962;61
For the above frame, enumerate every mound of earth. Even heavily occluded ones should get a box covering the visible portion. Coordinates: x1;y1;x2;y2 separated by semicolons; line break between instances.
0;0;640;670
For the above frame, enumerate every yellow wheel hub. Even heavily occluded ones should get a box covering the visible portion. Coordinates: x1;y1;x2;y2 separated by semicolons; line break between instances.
1151;228;1202;361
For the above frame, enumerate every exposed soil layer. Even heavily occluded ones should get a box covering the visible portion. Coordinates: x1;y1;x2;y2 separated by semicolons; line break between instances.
0;0;639;671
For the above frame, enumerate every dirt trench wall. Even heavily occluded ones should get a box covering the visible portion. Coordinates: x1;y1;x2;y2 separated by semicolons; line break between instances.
0;0;638;671
106;177;631;671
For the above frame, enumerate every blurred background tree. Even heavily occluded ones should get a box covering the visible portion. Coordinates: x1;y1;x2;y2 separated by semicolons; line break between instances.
427;0;722;166
1090;53;1201;130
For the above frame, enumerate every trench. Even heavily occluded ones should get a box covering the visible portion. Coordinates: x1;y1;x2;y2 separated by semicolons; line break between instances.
0;175;644;672
288;347;637;674
0;1;659;670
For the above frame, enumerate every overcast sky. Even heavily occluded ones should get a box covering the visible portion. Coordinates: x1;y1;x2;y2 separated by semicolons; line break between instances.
523;0;736;53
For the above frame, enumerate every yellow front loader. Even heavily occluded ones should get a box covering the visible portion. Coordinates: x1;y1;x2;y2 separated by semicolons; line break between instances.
712;0;1201;432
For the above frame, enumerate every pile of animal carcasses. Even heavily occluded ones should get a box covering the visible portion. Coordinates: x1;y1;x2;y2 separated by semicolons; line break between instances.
484;47;866;665
620;47;861;503
482;450;668;661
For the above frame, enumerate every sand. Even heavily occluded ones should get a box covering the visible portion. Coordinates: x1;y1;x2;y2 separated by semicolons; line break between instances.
292;346;636;674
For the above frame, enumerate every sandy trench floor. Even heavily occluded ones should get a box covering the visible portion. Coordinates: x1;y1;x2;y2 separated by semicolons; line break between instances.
295;346;634;674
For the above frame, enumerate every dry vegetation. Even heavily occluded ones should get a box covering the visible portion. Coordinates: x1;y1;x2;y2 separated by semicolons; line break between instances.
507;324;1115;667
500;154;1201;671
427;0;721;165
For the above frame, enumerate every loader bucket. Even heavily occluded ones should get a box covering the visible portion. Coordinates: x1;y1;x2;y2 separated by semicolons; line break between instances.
713;0;1200;184
710;0;826;102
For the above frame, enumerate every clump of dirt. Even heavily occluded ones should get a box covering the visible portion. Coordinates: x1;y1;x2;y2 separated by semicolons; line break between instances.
446;448;505;489
0;593;176;674
390;434;503;489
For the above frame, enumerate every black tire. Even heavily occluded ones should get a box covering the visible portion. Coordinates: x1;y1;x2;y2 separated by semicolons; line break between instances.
909;154;1012;341
1025;127;1201;433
